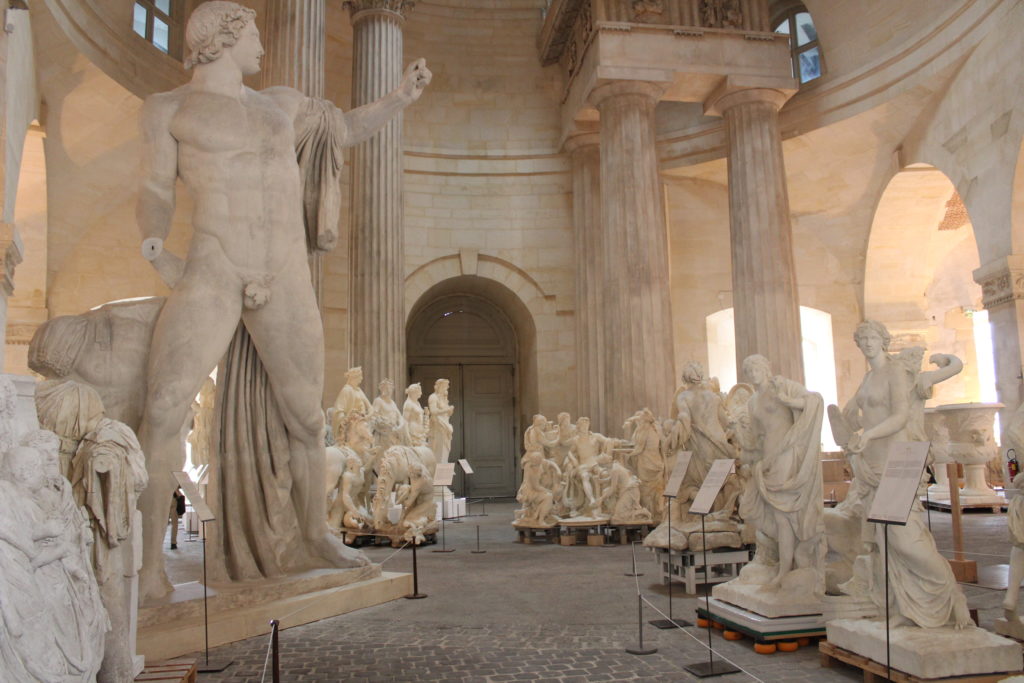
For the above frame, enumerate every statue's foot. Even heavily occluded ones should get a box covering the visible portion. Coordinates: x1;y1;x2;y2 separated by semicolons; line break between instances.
139;568;175;605
314;533;371;568
888;613;911;628
763;577;783;593
1004;607;1022;624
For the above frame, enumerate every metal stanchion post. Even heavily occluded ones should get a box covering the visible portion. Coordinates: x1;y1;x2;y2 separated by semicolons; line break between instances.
406;541;428;599
271;619;280;683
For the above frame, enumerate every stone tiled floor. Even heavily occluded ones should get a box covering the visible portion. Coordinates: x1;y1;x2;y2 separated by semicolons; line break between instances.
160;502;1016;682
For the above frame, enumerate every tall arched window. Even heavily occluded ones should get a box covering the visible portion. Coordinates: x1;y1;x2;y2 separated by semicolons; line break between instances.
132;0;183;56
772;3;824;85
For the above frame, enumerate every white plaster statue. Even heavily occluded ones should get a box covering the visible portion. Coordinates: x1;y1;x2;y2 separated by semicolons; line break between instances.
645;362;743;551
327;452;370;534
370;378;405;450
550;412;575;470
625;407;666;522
428;378;455;465
35;378;106;478
0;442;108;683
514;447;562;527
71;416;149;682
403;383;429;447
724;355;825;599
331;367;373;443
187;376;216;467
828;321;970;628
596;452;652;525
376;444;440;532
562;416;608;518
134;1;430;599
395;463;437;543
0;376;18;455
999;472;1024;638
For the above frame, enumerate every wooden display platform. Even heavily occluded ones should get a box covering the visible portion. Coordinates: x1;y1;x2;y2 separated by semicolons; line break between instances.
652;545;754;594
921;498;1005;514
514;525;557;544
340;528;437;548
135;658;197;682
819;640;1020;683
610;523;651;544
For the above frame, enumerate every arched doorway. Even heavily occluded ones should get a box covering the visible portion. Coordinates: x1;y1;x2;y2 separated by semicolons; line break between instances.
407;293;518;498
864;165;992;406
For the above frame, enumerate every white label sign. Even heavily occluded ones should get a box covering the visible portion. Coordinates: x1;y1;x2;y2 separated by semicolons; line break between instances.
664;451;693;498
173;471;215;522
458;459;474;474
689;458;736;516
433;462;456;487
867;441;930;525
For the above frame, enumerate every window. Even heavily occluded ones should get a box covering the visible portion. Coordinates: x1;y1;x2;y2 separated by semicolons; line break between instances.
132;0;182;57
772;4;823;85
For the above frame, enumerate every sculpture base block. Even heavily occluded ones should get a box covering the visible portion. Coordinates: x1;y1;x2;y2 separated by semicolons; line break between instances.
696;597;826;641
712;581;822;618
821;593;879;621
825;618;1021;679
995;617;1024;641
137;567;411;661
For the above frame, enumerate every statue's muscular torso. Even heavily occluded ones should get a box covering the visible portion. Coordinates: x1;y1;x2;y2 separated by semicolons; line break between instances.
156;85;309;277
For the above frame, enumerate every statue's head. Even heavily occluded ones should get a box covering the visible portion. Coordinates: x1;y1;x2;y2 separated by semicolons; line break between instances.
681;361;707;387
1;445;45;492
184;1;258;70
20;430;61;479
434;378;449;393
557;412;570;425
345;366;364;385
532;414;546;428
577;416;590;432
378;378;394;396
741;354;772;384
406;382;422;399
854;320;891;354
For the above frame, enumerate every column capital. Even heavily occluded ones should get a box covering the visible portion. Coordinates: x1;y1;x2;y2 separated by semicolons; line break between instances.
974;255;1024;309
344;0;414;24
563;130;600;155
588;80;666;109
703;75;798;117
0;222;24;298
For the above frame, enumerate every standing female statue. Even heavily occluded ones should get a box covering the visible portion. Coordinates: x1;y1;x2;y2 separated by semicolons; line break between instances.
403;383;428;446
428;378;455;465
831;320;970;628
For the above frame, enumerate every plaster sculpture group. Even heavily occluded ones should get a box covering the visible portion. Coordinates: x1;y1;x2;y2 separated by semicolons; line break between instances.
324;369;442;543
20;0;433;613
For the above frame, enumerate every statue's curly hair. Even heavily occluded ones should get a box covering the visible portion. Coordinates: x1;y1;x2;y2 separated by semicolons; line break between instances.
184;1;256;70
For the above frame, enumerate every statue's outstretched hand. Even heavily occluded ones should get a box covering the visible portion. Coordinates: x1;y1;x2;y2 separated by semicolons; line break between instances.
400;59;432;102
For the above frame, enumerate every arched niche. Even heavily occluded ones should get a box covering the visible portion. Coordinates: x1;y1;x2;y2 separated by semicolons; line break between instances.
864;165;991;406
406;275;538;498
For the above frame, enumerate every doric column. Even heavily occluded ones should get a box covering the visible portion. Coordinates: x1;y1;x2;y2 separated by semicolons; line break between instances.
974;255;1024;432
591;81;675;433
345;0;413;391
260;0;327;304
565;132;605;431
707;81;803;383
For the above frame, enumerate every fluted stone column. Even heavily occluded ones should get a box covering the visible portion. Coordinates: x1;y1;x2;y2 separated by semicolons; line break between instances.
974;255;1024;432
708;84;803;383
260;0;326;304
591;82;675;433
566;132;605;432
345;0;412;391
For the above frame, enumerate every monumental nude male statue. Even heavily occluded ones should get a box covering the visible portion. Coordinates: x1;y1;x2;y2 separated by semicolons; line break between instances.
135;0;431;601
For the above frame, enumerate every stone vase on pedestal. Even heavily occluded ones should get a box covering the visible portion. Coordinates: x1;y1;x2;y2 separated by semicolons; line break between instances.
924;408;952;500
936;403;1005;506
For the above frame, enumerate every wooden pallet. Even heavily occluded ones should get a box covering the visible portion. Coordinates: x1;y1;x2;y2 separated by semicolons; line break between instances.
135;658;197;683
515;526;557;544
819;640;1019;683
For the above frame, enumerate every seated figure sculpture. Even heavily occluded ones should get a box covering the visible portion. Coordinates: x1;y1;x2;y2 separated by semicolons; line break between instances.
515;448;562;527
331;367;373;444
714;354;825;614
562;417;608;518
133;1;430;599
595;452;652;525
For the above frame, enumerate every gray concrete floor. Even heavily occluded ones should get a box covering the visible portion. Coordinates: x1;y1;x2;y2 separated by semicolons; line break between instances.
161;502;1015;682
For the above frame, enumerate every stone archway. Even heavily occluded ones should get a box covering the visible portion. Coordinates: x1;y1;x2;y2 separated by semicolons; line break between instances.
864;165;988;406
407;281;535;498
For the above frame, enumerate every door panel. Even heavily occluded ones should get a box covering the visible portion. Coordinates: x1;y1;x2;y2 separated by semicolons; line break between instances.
407;363;516;497
461;364;515;497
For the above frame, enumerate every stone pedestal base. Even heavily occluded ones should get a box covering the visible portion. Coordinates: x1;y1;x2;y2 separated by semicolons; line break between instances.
995;616;1024;641
821;593;879;621
698;597;826;641
138;566;410;661
712;581;822;618
825;618;1021;679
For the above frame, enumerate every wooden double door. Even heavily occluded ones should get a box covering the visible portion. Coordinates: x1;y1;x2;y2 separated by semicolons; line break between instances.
408;363;516;498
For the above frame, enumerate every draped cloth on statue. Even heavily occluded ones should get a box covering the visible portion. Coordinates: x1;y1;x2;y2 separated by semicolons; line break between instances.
739;380;824;542
207;102;342;582
210;324;318;581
